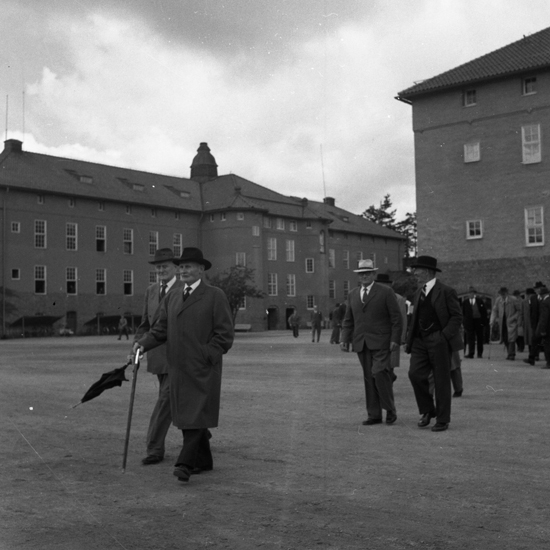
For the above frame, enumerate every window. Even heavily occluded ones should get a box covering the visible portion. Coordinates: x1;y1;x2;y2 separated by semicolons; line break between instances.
66;267;77;295
319;231;325;253
252;225;260;236
268;273;278;296
289;220;298;232
11;268;20;280
343;250;350;269
98;201;105;211
306;295;315;309
525;206;544;246
237;212;245;221
123;270;133;295
236;252;246;266
355;251;363;262
329;280;336;299
220;213;226;221
343;280;350;299
149;270;157;284
267;238;277;261
126;205;132;215
123;228;133;254
151;208;157;218
463;89;476;106
263;217;272;229
34;220;46;249
286;274;296;297
96;269;106;295
523;77;537;95
149;231;158;255
96;225;106;252
35;265;46;294
69;198;75;208
173;233;182;257
306;221;312;229
522;124;541;164
238;296;246;310
466;220;483;239
464;142;480;163
276;218;285;230
328;249;335;268
66;223;78;251
37;194;44;204
285;240;295;262
174;212;180;220
11;222;20;233
305;258;314;273
210;214;215;222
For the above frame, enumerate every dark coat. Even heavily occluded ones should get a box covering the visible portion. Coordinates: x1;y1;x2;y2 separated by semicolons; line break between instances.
137;280;234;429
536;295;550;339
462;296;488;331
341;283;402;351
134;279;183;375
406;280;463;353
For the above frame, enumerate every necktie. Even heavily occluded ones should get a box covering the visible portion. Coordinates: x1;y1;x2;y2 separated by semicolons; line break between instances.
361;286;368;303
183;287;191;301
420;285;427;302
159;283;167;301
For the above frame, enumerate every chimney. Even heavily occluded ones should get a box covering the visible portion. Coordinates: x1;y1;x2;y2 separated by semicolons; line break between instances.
4;139;22;153
323;197;335;206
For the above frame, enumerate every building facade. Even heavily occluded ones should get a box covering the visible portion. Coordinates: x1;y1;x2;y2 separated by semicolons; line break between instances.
396;27;550;297
0;140;405;335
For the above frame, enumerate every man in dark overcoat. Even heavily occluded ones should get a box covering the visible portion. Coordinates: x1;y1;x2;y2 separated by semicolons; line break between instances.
462;286;488;358
134;248;182;465
406;256;463;432
134;247;234;483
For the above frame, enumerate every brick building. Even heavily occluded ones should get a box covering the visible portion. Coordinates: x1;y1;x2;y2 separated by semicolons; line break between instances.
396;27;550;300
0;139;405;335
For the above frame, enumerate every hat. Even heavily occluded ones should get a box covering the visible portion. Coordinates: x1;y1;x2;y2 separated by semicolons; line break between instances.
498;287;508;295
468;286;477;293
410;255;441;272
534;281;545;289
174;247;212;270
148;248;176;265
353;259;378;273
375;273;392;284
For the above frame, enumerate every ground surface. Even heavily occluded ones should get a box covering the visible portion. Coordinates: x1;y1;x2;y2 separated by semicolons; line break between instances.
1;332;549;549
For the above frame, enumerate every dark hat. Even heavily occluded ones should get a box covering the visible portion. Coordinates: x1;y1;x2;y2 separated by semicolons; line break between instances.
541;287;550;296
174;247;212;270
513;290;521;296
410;255;441;272
148;248;176;265
375;273;393;284
534;281;545;288
498;287;508;295
353;259;378;272
468;286;477;293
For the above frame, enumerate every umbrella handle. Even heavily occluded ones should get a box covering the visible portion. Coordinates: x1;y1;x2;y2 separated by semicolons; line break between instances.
122;356;140;472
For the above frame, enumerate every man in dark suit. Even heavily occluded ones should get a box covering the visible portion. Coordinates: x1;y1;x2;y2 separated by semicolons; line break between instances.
134;248;234;483
535;287;550;369
524;282;545;365
340;259;403;426
406;256;463;432
134;248;181;465
462;286;488;358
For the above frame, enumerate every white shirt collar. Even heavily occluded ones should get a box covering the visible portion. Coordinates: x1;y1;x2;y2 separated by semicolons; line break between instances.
185;279;201;293
163;276;177;291
424;277;437;294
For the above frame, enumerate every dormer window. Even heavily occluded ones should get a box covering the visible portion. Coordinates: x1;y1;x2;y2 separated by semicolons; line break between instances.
79;175;93;184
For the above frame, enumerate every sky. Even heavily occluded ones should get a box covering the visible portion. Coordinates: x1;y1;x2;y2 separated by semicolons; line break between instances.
1;0;550;220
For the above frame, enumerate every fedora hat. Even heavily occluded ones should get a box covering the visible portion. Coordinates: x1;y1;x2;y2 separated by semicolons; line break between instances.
148;248;176;265
410;255;441;272
375;273;392;284
353;259;378;273
174;247;212;270
534;281;545;289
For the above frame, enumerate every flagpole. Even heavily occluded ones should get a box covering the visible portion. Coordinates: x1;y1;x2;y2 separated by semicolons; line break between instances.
122;352;140;472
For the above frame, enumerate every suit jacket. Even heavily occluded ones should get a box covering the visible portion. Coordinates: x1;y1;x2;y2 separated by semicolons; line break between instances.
340;283;402;351
406;279;463;353
137;280;234;429
462;296;488;331
535;295;550;339
135;279;183;375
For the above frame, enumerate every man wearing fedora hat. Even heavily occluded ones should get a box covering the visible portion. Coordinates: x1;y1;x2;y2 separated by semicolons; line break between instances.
462;286;488;359
340;259;403;425
134;247;234;483
406;256;463;432
134;248;181;465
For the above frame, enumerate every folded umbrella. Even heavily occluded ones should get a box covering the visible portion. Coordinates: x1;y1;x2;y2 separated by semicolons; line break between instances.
72;361;130;408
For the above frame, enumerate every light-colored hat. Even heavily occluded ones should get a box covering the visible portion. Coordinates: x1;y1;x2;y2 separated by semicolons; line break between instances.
353;259;378;273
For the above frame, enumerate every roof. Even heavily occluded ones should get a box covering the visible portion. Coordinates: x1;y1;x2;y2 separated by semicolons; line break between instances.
398;27;550;99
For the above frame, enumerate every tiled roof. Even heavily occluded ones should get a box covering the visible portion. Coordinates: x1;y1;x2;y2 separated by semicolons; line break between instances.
398;26;550;98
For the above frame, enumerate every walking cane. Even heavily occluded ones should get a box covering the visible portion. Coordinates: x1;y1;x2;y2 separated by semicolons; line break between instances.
122;351;141;473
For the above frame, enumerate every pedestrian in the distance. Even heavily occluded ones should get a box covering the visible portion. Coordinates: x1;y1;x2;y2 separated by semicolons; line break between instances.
288;308;301;338
118;316;129;340
310;305;323;342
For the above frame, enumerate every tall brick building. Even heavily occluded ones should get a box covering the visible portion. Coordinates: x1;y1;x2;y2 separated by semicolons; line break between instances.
396;27;550;299
0;139;405;336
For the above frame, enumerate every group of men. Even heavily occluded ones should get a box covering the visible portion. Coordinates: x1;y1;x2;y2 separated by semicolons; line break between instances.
130;247;234;484
340;255;463;433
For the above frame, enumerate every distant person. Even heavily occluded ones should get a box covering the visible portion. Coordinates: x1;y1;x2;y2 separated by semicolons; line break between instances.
329;303;344;344
288;309;301;338
117;316;129;340
490;287;523;361
462;286;488;358
340;260;402;426
310;305;323;343
134;248;182;465
513;290;526;353
524;285;543;365
535;286;550;369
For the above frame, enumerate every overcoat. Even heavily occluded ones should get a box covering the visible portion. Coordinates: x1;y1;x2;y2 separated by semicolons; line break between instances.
135;279;183;375
137;280;234;429
489;295;523;343
405;279;463;353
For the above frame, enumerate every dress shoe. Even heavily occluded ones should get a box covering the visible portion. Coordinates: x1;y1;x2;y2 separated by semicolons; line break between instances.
464;354;474;359
386;411;397;425
523;358;535;366
453;390;463;397
141;455;163;465
362;418;382;425
190;465;213;475
506;356;515;361
417;412;435;428
431;422;449;432
477;354;483;358
173;465;191;482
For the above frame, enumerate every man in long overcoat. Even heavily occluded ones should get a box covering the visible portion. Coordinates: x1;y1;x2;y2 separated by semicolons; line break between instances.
489;287;523;360
134;247;234;483
462;286;488;358
134;248;181;465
